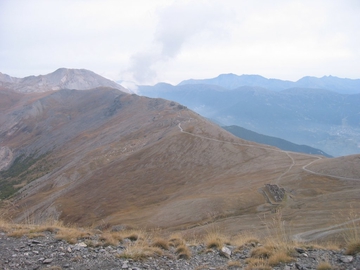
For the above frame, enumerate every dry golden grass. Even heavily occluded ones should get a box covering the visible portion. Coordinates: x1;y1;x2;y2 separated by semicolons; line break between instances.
119;239;163;260
169;233;186;247
151;237;169;250
316;261;333;270
55;227;92;244
227;260;242;268
204;227;228;249
245;258;271;270
98;231;123;246
120;229;145;241
232;232;260;248
267;250;294;266
341;208;360;255
250;246;272;259
175;244;191;259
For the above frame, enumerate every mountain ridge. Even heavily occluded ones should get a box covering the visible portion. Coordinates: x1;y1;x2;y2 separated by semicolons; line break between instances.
178;73;360;94
0;68;130;93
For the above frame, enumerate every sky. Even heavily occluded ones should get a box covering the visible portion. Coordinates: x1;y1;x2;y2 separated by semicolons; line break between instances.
1;0;359;86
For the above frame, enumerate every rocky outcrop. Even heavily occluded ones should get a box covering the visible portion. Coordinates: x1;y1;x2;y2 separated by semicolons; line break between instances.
265;184;285;202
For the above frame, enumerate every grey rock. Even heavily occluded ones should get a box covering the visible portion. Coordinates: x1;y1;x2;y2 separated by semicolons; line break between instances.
219;246;232;259
340;255;353;263
42;258;53;264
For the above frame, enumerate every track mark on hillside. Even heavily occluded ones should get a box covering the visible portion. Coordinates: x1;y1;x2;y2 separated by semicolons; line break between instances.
275;152;295;184
178;123;304;182
293;217;360;242
178;123;360;182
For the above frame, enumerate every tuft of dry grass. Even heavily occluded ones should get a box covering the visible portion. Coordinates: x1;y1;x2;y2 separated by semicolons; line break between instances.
227;260;242;268
250;246;272;259
151;237;169;250
345;241;360;255
119;240;163;260
98;231;122;246
232;231;260;248
55;226;92;244
120;229;144;242
342;208;360;255
316;261;333;270
204;227;228;249
169;233;186;247
175;244;191;259
245;258;271;270
268;250;294;266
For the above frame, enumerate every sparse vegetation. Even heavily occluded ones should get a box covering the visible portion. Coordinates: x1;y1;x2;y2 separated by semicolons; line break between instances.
0;153;51;199
204;227;228;249
316;261;333;270
175;243;192;259
0;208;358;268
151;237;169;250
341;207;360;255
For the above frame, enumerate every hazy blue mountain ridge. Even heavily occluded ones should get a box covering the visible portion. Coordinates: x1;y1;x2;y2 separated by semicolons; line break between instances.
179;74;360;94
138;82;360;157
223;125;332;158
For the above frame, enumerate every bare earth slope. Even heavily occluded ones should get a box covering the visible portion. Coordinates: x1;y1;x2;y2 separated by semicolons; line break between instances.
1;87;359;240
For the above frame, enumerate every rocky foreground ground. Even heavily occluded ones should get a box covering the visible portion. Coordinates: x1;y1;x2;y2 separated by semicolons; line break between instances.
0;230;359;270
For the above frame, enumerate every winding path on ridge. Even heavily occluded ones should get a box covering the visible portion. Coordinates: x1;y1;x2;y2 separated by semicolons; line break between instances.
177;122;360;241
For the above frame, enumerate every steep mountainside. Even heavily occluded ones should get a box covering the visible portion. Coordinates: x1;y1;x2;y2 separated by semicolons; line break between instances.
223;125;331;157
179;73;360;94
1;86;360;240
0;68;130;93
138;84;360;157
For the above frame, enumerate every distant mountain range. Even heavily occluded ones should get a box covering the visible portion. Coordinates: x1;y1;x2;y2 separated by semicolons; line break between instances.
138;75;360;157
179;73;360;94
0;68;129;93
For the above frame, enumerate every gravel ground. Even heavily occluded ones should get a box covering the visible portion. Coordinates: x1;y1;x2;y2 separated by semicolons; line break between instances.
1;231;359;270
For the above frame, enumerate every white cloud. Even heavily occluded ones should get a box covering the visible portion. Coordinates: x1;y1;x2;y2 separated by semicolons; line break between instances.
0;0;359;84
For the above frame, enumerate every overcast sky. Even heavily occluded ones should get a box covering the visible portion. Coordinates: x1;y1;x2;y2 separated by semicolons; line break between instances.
1;0;359;85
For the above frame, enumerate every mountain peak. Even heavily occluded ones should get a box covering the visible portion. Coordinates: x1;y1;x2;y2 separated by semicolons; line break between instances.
0;68;131;93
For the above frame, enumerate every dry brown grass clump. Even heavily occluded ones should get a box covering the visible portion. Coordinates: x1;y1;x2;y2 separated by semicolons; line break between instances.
151;237;169;250
204;227;229;249
98;231;123;246
250;246;272;259
340;209;360;255
169;233;186;247
232;232;260;248
316;261;333;270
55;226;92;244
267;249;293;266
119;239;163;260
175;244;192;259
227;260;242;268
120;229;144;241
245;258;271;270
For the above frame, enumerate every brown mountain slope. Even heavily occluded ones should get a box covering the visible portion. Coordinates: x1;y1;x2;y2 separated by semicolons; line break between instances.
1;87;359;240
